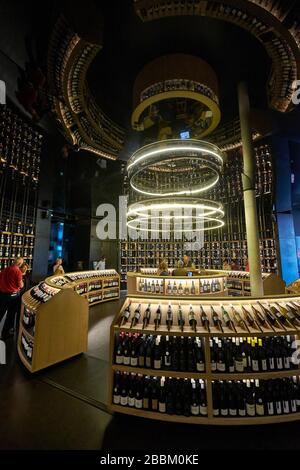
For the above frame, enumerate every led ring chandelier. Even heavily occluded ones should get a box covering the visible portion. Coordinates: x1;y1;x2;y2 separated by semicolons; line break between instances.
127;139;224;197
126;198;225;233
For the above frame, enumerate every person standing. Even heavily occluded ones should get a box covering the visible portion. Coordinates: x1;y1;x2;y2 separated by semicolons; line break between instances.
0;257;24;340
94;255;106;271
53;257;65;275
183;254;196;270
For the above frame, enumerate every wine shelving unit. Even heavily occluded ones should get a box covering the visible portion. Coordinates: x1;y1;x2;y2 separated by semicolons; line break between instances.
0;105;42;272
18;287;88;372
126;270;285;298
45;269;120;306
18;269;120;372
108;294;300;424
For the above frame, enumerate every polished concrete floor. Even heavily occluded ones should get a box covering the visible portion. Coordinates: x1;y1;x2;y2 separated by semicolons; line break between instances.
2;296;300;450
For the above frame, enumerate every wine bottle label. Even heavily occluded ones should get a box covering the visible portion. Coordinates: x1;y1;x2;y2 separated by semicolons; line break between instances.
261;359;268;371
154;359;161;369
276;401;282;414
143;398;149;409
246;403;255;416
291;400;297;413
135;398;143;409
191;405;200;415
213;409;220;416
152;399;158;411
197;362;205;372
116;355;123;365
269;357;275;370
283;401;290;414
243;357;247;369
256;404;264;416
159;402;166;413
211;361;217;371
200;405;207;416
128;397;135;407
120;396;128;406
113;395;120;405
296;399;300;407
252;359;259;372
229;365;235;373
267;402;274;415
146;357;151;368
123;356;130;366
217;362;226;372
229;408;237;416
235;360;244;372
276;357;283;370
130;357;138;367
221;408;228;416
284;357;290;369
138;357;145;367
238;409;246;417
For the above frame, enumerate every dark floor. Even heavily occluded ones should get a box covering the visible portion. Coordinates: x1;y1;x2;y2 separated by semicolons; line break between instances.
2;295;300;450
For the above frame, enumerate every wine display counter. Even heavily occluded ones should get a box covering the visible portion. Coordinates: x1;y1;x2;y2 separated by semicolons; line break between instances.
18;287;88;372
127;271;226;297
127;270;285;298
18;269;120;372
45;269;120;306
108;295;300;425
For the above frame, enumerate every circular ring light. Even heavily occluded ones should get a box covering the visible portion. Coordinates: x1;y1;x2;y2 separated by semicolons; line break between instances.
126;197;225;233
127;139;224;197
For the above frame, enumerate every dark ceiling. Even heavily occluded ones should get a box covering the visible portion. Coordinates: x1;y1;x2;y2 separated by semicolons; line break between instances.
87;0;272;131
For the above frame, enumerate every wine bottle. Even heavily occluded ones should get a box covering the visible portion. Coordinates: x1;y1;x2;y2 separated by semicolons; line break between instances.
130;304;141;328
135;376;143;409
211;306;223;331
153;336;161;369
130;335;139;367
210;338;217;371
166;304;173;331
163;336;172;369
113;372;121;405
151;377;159;411
177;305;185;332
154;305;161;331
190;379;200;416
143;304;151;329
231;305;245;328
268;303;286;324
145;336;153;368
245;380;255;417
255;379;264;416
276;302;297;325
258;338;268;371
200;305;210;331
257;302;276;325
241;306;255;327
158;377;166;413
251;306;266;326
195;338;205;372
217;340;226;372
221;305;232;328
234;338;244;372
188;304;197;332
199;380;207;416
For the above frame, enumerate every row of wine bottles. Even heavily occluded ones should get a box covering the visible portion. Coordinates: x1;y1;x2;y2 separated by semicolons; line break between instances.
118;301;300;332
210;336;297;373
115;332;298;373
115;333;205;372
65;270;117;281
113;372;208;416
212;377;300;417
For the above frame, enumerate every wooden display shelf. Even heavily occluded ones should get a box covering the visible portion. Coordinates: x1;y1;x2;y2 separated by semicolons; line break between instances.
110;404;210;424
108;293;300;425
18;288;89;373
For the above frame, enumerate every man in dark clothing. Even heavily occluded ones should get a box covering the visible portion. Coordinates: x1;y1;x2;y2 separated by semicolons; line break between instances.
0;257;24;340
